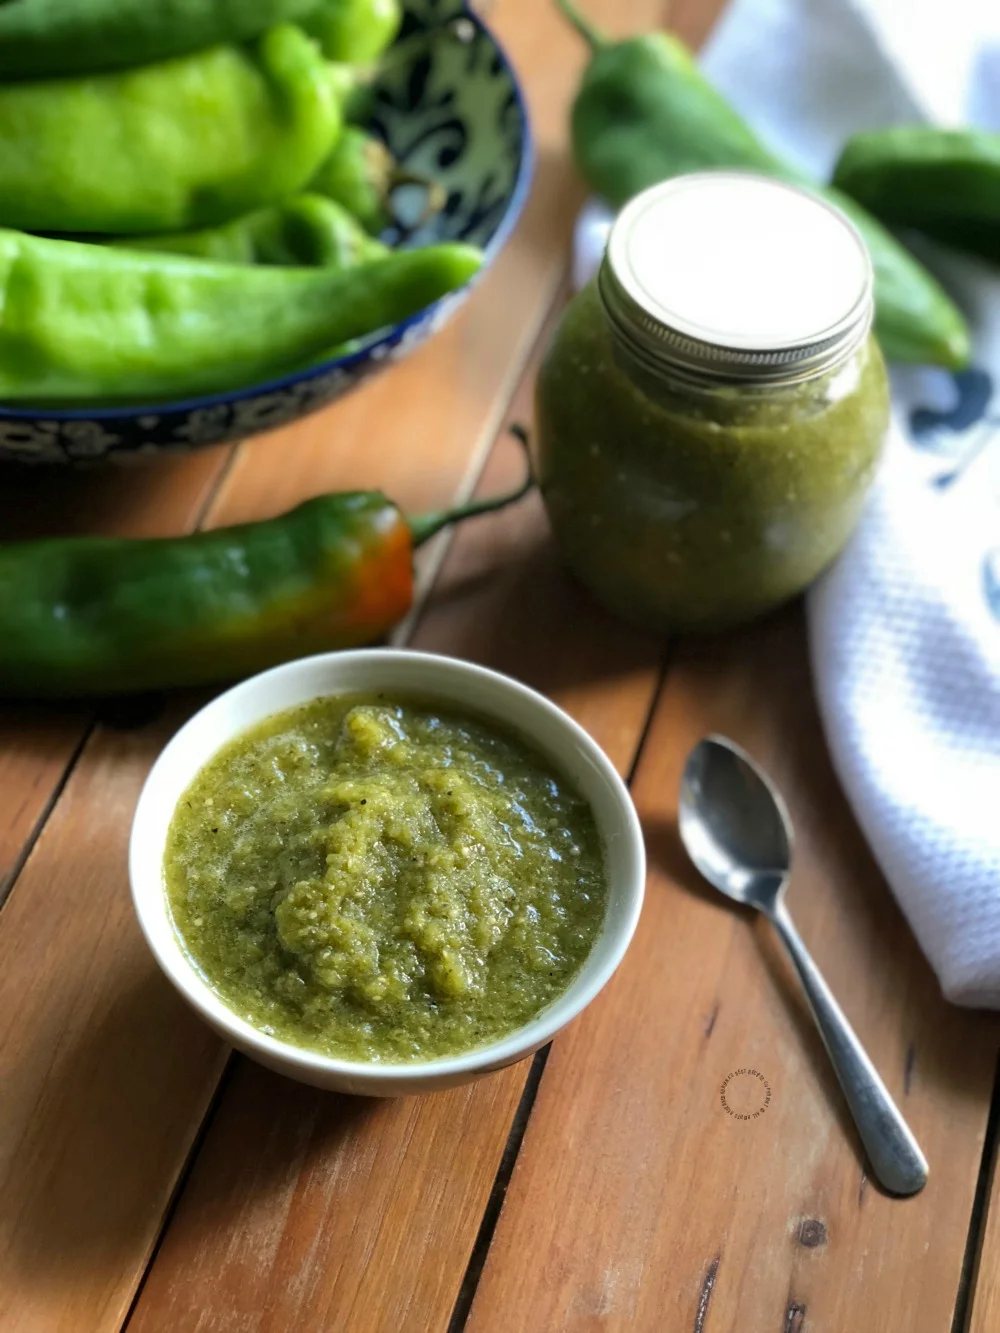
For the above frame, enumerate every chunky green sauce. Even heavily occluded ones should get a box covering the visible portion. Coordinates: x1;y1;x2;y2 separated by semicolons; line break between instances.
535;281;889;631
165;695;607;1062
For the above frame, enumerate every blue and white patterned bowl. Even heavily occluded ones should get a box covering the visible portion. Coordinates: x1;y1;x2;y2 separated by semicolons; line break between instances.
0;1;531;465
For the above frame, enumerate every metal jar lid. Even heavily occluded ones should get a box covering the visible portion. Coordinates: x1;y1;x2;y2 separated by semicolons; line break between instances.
598;172;875;384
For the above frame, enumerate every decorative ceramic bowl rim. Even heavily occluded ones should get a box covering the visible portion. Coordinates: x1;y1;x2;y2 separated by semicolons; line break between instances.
0;2;533;425
129;650;646;1089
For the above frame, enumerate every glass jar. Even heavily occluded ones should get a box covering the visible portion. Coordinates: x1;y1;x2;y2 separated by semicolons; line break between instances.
535;173;890;632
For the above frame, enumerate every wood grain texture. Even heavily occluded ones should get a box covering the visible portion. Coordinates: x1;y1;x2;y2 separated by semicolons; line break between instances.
126;353;665;1333
0;1;662;1325
0;357;555;1330
5;2;990;1331
966;1115;1000;1333
465;609;1000;1333
126;1;676;1321
0;326;564;1330
0;709;228;1333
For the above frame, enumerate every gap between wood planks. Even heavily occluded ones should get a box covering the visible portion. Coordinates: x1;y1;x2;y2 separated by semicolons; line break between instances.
120;1060;240;1329
953;1049;1000;1333
114;266;591;1328
445;645;676;1333
0;232;554;923
391;261;568;649
0;0;618;1312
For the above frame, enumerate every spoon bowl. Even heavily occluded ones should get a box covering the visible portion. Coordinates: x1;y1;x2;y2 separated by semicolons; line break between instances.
679;735;791;911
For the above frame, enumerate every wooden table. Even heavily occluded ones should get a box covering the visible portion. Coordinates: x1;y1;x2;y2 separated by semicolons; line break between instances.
2;3;1000;1329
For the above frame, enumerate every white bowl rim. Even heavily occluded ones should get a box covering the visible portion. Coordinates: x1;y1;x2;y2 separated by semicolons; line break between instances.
129;649;646;1085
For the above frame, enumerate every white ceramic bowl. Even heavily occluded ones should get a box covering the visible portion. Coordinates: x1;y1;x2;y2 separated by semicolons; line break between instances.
129;650;645;1096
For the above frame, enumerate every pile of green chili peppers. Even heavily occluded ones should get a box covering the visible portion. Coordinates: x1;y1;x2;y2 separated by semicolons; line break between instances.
0;0;476;402
557;0;1000;369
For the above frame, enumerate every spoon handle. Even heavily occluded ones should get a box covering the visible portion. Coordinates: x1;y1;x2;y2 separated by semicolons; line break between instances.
771;901;928;1196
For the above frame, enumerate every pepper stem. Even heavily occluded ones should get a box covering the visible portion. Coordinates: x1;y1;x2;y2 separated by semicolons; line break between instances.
387;172;448;231
555;0;607;49
410;424;534;547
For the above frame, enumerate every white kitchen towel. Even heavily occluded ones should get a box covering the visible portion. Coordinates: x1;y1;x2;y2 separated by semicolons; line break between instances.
573;0;1000;1005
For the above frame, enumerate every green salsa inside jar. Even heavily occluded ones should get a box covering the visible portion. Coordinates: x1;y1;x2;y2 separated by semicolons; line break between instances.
535;174;891;632
165;694;608;1063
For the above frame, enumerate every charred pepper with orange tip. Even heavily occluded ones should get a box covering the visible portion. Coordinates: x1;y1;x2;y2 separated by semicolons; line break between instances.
0;431;532;699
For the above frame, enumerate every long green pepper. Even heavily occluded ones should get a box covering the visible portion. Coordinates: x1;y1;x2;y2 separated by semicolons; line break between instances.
110;195;389;268
556;0;971;369
0;430;532;698
0;24;342;234
0;0;323;79
834;128;1000;265
0;230;482;401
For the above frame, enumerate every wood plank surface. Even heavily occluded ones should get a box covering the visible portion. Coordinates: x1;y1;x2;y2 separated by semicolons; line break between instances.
126;395;664;1333
0;707;228;1333
966;1124;1000;1333
465;610;1000;1333
0;340;556;1326
124;0;702;1317
0;338;545;1327
0;1;652;1324
5;0;996;1330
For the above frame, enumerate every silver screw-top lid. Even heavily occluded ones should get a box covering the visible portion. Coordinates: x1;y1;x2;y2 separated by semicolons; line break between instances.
598;172;875;384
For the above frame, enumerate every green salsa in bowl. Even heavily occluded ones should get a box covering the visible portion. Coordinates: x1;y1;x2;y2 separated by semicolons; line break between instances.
130;650;645;1096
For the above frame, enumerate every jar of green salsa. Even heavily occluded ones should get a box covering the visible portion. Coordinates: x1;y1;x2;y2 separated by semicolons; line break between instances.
536;172;890;631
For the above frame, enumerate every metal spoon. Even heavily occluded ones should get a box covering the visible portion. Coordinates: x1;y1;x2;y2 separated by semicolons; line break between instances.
678;735;928;1197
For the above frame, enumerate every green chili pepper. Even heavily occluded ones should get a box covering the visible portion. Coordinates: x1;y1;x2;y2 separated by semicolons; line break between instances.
0;428;532;698
110;195;389;268
0;229;482;402
303;0;402;63
0;24;341;235
556;0;972;370
834;128;1000;265
310;126;447;235
0;0;325;79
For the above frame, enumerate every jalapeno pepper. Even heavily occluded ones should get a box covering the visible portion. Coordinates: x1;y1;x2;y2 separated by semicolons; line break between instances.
110;195;389;268
556;0;971;370
0;229;481;402
0;429;532;698
833;128;1000;264
0;0;323;79
0;24;342;234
